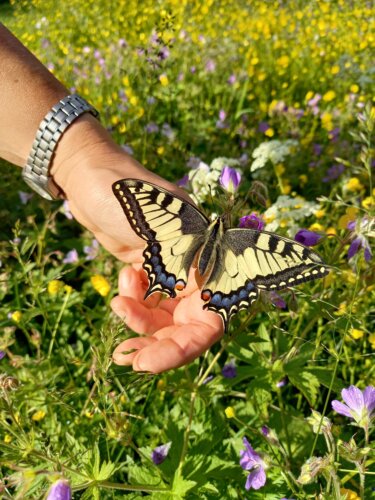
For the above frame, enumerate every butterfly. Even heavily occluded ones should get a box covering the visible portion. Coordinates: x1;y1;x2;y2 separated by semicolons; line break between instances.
112;179;329;331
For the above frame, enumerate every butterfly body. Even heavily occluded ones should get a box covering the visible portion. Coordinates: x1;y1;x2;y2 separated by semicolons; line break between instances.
113;179;329;331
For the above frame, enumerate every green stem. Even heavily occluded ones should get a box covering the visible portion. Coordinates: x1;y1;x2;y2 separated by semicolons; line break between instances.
47;291;70;358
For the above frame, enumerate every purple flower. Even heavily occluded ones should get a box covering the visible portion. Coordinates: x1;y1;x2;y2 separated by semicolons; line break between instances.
152;442;171;465
176;175;189;188
239;213;265;231
0;351;6;361
332;385;375;429
202;374;214;384
83;239;99;261
220;167;241;193
261;425;269;437
145;122;159;134
313;143;323;156
216;109;228;129
347;217;373;262
239;438;266;490
62;249;79;264
276;378;287;388
46;479;71;500
205;59;216;72
222;361;237;378
61;201;73;220
18;191;34;204
307;94;321;107
323;163;345;183
269;291;287;309
258;122;270;133
295;229;323;247
228;74;236;85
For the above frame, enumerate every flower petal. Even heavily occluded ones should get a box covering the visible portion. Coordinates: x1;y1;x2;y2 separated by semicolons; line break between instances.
331;400;353;418
363;386;375;414
348;237;362;259
245;467;266;490
341;386;364;413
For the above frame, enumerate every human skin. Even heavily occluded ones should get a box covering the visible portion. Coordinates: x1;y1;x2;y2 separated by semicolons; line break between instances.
0;23;223;373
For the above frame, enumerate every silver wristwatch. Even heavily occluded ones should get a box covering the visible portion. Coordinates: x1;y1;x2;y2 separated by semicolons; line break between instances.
22;94;99;200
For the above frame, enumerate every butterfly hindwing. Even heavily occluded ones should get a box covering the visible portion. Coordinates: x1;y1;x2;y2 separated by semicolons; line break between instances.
202;228;328;330
112;179;209;298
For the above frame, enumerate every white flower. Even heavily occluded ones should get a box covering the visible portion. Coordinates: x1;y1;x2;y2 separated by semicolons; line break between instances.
250;140;298;172
264;195;320;235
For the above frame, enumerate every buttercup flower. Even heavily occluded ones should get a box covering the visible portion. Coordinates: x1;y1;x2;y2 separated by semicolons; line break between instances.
295;229;323;247
152;442;171;465
332;385;375;430
47;479;71;500
91;275;111;297
239;438;266;490
225;406;235;418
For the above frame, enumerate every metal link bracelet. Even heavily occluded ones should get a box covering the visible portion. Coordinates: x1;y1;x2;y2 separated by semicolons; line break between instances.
22;94;99;200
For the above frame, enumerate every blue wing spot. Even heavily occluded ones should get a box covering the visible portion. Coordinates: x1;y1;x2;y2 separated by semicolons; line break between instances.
246;281;255;291
210;293;223;306
165;276;176;288
239;289;248;299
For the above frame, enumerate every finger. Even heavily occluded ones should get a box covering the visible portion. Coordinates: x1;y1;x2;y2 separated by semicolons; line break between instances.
118;266;161;308
131;322;223;373
112;336;157;365
110;296;173;334
174;289;223;331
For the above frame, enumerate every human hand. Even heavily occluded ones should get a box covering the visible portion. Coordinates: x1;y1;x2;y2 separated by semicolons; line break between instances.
53;115;223;372
111;265;223;373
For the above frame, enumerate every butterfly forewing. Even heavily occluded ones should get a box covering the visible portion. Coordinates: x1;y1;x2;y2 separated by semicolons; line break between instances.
112;179;209;298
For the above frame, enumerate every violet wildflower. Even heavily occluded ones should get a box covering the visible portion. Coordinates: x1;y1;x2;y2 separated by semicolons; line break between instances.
220;166;241;193
61;201;73;220
331;385;375;431
323;163;345;182
46;479;71;500
294;229;323;247
239;438;267;490
145;122;159;134
0;351;6;361
222;361;237;378
216;109;228;129
83;239;99;261
202;374;214;384
228;74;236;85
269;291;287;309
258;122;270;133
152;442;172;465
176;174;189;188
261;425;269;437
62;249;79;265
18;191;33;204
276;378;287;388
347;217;373;262
205;59;216;72
239;213;265;231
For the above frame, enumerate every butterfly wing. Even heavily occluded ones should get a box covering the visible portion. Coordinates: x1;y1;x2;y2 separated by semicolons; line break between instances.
112;179;209;298
202;228;328;330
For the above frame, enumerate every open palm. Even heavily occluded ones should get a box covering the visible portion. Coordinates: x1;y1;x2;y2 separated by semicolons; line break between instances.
111;265;223;373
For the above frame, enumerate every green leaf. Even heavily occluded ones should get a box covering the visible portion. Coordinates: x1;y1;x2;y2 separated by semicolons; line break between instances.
172;476;197;497
288;371;320;406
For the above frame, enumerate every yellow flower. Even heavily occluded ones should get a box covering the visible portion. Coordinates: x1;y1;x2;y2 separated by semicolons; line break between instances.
32;410;46;421
157;379;165;390
321;111;333;131
90;275;111;297
48;280;64;296
275;163;285;175
118;123;127;133
342;270;357;284
299;174;308;185
326;227;337;235
369;333;375;349
331;65;340;75
309;222;324;232
4;434;12;443
276;55;289;68
64;285;73;294
340;488;360;500
225;406;235;418
305;91;314;101
338;207;358;229
157;146;165;155
335;302;347;316
159;74;169;86
315;209;325;219
120;394;127;403
281;183;291;195
85;410;94;419
349;328;364;340
350;84;359;93
361;196;374;209
11;311;22;323
323;90;336;102
264;127;274;137
345;177;364;192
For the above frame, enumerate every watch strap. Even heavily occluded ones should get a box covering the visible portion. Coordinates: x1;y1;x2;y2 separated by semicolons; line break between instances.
22;94;99;200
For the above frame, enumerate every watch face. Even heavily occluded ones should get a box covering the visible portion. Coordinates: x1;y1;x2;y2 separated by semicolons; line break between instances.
22;172;54;200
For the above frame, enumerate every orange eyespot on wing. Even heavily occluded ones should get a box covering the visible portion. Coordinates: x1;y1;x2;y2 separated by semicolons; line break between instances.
201;290;212;302
175;280;186;291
